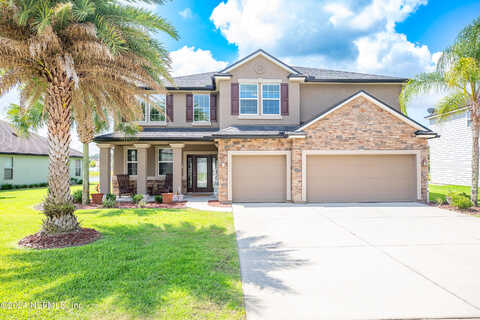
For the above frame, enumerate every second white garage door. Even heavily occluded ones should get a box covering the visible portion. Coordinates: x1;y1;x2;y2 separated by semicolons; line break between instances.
306;154;417;202
232;155;286;202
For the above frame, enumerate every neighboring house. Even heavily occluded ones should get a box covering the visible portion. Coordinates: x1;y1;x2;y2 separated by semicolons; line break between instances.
0;120;83;186
426;107;471;186
93;49;436;203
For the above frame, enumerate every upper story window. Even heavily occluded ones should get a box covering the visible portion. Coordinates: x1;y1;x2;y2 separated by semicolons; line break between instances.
262;84;280;115
193;94;210;122
74;159;81;177
3;157;13;180
126;149;138;176
239;84;258;114
139;94;166;123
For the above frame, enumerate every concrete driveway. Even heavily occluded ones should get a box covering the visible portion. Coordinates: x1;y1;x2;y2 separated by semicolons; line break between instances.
233;203;480;320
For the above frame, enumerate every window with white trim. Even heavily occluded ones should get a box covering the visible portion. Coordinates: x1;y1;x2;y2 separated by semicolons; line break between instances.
193;94;210;122
262;83;280;114
3;157;13;180
74;159;81;177
126;149;138;175
158;148;173;176
149;94;166;122
240;84;258;114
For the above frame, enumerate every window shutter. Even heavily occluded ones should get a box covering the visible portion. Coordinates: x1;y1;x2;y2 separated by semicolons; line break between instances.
210;93;217;121
186;94;193;122
231;83;239;115
281;83;289;116
166;94;173;122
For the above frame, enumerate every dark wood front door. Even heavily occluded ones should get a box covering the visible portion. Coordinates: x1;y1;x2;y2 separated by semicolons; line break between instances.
187;155;217;193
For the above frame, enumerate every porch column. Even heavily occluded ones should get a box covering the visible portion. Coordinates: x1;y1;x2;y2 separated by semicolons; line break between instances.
170;144;184;194
134;144;150;195
98;144;112;194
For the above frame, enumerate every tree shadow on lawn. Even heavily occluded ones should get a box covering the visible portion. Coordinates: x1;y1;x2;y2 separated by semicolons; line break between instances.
1;221;306;318
77;208;186;217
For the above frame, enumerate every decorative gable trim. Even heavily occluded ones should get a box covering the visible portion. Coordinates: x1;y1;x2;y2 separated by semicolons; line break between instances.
219;49;301;75
296;90;432;132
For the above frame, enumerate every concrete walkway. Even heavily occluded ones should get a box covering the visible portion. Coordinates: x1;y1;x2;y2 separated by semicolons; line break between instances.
185;195;232;212
233;203;480;320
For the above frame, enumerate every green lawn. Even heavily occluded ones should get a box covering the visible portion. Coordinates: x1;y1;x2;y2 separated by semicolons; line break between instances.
0;187;244;320
429;184;478;203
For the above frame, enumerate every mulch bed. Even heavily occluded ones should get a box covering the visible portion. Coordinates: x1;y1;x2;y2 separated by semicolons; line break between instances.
18;228;101;249
208;200;232;208
75;201;187;210
428;202;480;215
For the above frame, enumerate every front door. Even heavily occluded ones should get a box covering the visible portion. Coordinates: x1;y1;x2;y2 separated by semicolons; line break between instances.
187;155;217;193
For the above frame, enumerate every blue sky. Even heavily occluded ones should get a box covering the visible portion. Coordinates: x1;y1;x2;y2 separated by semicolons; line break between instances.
1;0;479;153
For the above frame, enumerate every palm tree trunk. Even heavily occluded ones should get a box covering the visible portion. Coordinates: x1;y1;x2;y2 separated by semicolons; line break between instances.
472;123;479;206
82;143;90;205
43;79;79;233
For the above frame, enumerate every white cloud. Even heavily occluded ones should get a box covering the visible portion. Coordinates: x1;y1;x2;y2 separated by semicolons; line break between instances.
179;8;193;19
170;46;228;76
210;0;433;77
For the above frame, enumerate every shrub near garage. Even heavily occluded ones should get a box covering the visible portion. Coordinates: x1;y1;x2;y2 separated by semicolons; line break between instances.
447;191;474;209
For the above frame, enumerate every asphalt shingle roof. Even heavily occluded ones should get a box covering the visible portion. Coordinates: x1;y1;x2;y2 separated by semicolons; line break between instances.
0;120;83;157
167;66;407;90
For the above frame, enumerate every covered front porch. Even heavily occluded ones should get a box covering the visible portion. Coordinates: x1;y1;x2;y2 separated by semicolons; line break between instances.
97;142;218;197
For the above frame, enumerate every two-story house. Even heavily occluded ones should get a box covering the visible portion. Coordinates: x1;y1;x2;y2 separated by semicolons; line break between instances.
93;49;436;203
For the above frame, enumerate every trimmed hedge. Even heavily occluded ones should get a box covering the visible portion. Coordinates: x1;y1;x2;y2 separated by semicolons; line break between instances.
1;183;48;190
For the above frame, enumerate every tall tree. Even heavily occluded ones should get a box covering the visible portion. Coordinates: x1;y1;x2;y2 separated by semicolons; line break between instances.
0;0;177;233
8;101;110;205
400;17;480;204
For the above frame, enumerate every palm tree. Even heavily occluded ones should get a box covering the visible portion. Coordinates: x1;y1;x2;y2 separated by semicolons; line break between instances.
0;0;177;233
8;101;110;205
400;17;480;204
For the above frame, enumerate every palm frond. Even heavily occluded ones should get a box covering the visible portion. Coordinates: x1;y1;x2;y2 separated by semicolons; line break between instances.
400;71;447;114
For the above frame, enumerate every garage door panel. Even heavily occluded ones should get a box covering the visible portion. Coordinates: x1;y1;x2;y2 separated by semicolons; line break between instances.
307;155;417;202
232;155;286;202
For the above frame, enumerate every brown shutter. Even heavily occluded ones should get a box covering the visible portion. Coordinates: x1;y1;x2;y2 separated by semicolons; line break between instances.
210;93;217;122
281;83;289;116
231;83;239;115
186;93;193;122
166;94;173;122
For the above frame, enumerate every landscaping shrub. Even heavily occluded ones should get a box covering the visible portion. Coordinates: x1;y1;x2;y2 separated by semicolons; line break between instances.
72;190;83;203
132;194;144;204
137;199;147;208
447;191;473;210
41;198;78;234
434;197;447;206
154;195;162;203
1;184;13;190
103;198;116;208
105;193;116;201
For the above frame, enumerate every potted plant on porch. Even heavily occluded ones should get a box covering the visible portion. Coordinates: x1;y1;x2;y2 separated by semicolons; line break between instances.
162;192;173;204
91;184;104;205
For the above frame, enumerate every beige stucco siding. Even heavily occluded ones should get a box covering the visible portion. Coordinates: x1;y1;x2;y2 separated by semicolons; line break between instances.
306;154;417;202
232;155;286;202
299;83;403;123
218;55;300;128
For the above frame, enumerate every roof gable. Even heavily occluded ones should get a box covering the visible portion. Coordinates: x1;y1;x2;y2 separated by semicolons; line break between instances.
0;120;83;157
296;90;431;132
219;49;300;75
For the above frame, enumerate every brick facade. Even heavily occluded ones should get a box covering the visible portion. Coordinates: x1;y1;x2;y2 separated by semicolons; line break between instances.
216;95;429;203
